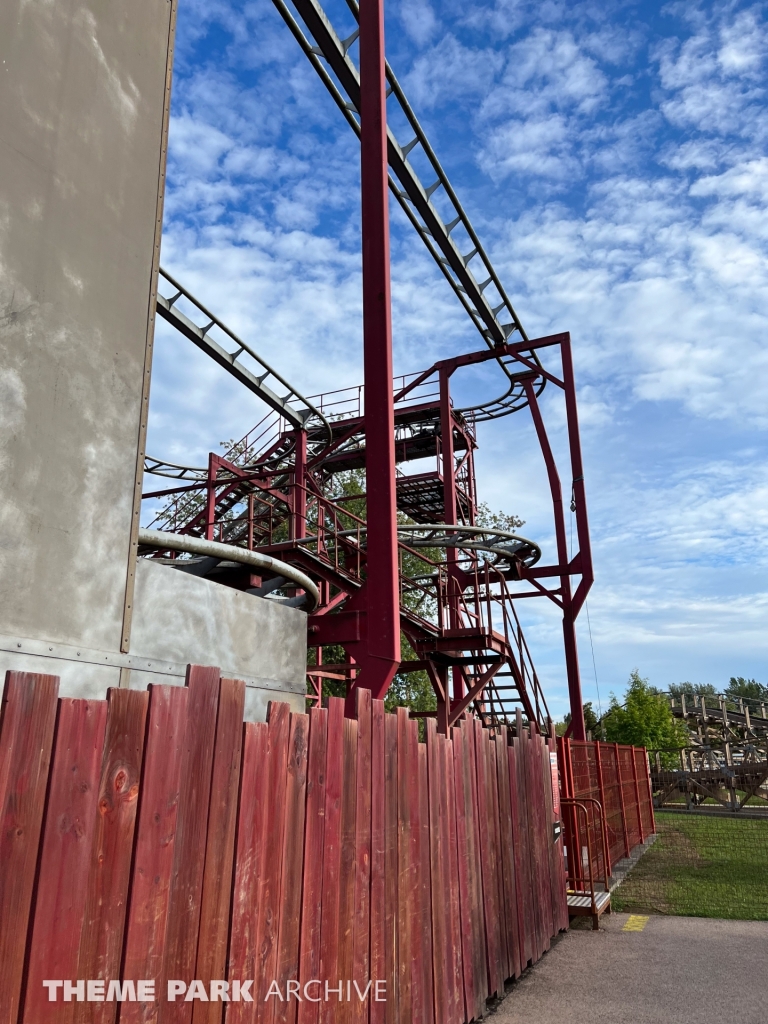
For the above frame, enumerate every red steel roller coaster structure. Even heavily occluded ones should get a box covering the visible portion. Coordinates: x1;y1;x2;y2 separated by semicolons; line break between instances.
140;0;594;739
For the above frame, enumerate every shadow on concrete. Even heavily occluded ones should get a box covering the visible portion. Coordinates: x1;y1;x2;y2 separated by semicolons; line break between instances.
490;912;768;1024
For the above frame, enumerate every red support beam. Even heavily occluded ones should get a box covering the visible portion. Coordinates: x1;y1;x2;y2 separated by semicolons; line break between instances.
561;335;594;616
292;429;308;541
347;0;400;709
205;453;217;541
522;376;585;741
439;367;464;706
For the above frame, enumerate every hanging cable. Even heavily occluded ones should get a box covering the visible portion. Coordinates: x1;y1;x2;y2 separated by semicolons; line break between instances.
585;599;603;719
571;506;602;720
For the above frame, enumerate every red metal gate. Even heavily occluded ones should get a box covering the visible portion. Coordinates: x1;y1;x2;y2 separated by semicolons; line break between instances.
558;738;655;875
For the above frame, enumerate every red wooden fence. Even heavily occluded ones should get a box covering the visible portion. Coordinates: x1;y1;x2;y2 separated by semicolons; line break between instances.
0;668;567;1024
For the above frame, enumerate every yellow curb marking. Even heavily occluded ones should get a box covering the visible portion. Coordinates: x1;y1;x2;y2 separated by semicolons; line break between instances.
623;915;649;932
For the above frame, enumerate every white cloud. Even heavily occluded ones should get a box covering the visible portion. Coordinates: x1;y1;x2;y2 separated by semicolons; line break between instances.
485;28;608;119
149;0;768;703
717;7;767;77
691;156;768;199
473;29;610;184
653;6;767;138
400;2;439;47
403;35;504;109
478;114;578;181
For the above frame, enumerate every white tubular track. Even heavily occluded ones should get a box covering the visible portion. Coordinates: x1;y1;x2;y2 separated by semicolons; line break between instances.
138;528;320;611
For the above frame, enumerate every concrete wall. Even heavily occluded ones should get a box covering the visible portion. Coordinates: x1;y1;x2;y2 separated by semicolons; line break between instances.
0;561;307;720
0;1;309;719
130;560;307;719
0;0;173;651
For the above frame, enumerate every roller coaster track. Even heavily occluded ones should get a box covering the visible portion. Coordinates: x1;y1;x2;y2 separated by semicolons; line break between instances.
271;0;545;421
142;7;594;732
155;268;332;436
666;692;768;741
154;0;545;424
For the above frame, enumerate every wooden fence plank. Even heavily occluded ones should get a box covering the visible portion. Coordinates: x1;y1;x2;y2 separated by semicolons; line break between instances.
255;702;291;1021
515;727;532;965
161;665;220;1024
528;729;544;958
534;733;552;954
396;709;412;1024
540;737;561;942
462;719;487;1018
542;739;564;937
0;670;59;1024
444;737;462;1024
425;723;446;1024
383;711;398;1024
273;711;309;1024
544;738;560;934
451;725;475;1022
441;734;462;1024
369;699;386;1024
494;730;520;981
473;722;501;998
193;678;246;1024
76;687;149;1024
486;731;508;984
228;721;269;1024
22;698;108;1024
407;720;424;1024
298;708;327;1024
0;658;579;1024
551;738;569;934
418;741;434;1024
337;717;358;1024
521;726;538;964
491;730;509;983
508;739;529;969
121;684;189;1024
352;690;372;1024
521;725;544;963
318;697;344;1024
532;732;553;953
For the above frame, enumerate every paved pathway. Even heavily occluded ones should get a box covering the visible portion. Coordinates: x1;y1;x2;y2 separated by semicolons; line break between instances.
492;912;768;1024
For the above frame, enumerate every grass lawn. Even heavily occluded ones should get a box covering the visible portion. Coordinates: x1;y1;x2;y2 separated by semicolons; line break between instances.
611;812;768;920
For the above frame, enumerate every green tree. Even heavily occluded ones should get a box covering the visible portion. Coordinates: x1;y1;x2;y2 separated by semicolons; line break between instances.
306;473;523;729
668;681;718;699
384;635;437;733
474;502;525;532
725;677;768;703
561;702;599;737
603;670;688;767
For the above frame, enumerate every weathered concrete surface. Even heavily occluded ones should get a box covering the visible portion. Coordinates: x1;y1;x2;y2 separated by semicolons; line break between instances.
0;561;307;720
0;651;120;701
0;0;173;650
494;912;768;1024
131;559;307;719
0;2;310;718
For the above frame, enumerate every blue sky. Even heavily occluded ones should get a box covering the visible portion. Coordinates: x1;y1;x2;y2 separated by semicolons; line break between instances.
148;0;768;718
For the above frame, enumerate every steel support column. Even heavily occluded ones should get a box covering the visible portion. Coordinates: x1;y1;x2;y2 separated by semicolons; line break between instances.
205;453;217;542
292;430;307;541
523;378;586;741
346;0;400;710
439;367;464;706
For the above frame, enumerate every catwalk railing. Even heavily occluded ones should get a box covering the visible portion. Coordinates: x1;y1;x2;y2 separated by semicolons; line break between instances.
558;738;655;879
0;669;567;1024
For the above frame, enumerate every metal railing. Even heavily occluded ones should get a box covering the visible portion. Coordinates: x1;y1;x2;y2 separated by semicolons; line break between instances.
561;797;611;903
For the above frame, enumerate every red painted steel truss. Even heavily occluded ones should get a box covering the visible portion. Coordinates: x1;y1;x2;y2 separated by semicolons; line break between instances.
143;332;593;736
141;0;595;738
